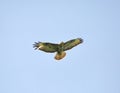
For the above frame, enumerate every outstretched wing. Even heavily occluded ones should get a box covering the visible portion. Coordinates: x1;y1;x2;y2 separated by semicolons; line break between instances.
63;38;83;51
33;42;58;53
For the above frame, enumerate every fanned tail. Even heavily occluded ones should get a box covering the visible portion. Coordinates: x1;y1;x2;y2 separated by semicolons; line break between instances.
54;51;66;60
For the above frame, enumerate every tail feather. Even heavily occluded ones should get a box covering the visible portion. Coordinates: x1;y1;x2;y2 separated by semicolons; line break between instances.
54;51;66;60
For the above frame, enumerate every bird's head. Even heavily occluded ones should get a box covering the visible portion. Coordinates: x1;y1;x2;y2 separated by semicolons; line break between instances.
59;42;64;46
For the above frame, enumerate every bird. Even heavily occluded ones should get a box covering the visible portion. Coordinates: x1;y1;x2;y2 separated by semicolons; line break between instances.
33;38;83;60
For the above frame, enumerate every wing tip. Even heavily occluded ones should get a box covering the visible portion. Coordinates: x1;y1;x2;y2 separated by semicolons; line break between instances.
77;38;83;43
33;41;41;50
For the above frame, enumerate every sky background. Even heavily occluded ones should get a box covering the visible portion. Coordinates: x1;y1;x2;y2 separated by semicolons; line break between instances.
0;0;120;93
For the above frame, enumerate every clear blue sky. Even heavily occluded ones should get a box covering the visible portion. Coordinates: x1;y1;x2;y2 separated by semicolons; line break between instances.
0;0;120;93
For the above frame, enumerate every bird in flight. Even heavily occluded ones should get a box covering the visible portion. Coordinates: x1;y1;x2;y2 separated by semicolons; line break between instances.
33;38;83;60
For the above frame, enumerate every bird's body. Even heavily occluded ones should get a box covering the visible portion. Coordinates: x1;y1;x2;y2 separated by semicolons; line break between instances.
33;38;83;60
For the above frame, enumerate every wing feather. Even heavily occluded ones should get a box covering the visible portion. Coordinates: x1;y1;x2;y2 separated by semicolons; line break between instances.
63;38;83;51
33;42;58;53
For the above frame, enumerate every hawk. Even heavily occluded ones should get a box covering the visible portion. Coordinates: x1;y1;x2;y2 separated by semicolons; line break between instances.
33;38;83;60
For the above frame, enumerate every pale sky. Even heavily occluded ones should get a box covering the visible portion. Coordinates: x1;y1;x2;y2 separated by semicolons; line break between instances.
0;0;120;93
